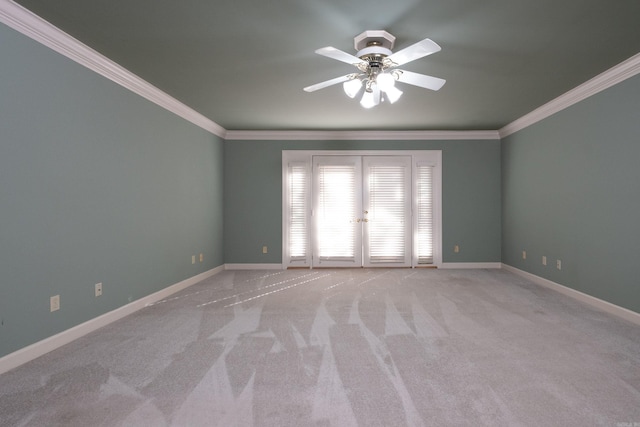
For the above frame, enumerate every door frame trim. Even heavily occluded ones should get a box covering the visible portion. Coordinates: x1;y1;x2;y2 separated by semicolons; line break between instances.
282;150;442;268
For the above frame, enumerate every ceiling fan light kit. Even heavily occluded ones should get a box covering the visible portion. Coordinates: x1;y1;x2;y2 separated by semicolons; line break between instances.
304;30;446;109
343;78;363;98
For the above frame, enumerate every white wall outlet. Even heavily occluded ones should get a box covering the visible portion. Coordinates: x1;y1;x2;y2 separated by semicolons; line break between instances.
50;295;60;312
542;256;547;266
454;245;460;253
557;260;562;270
192;255;196;264
95;282;102;297
262;246;268;254
522;250;527;260
199;253;203;262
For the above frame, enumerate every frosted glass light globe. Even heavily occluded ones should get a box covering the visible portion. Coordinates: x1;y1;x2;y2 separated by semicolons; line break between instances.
343;79;362;98
376;72;396;91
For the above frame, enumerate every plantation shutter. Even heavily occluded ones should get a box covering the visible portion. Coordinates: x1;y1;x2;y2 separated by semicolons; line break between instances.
283;150;441;269
364;157;411;265
315;163;357;261
416;164;434;264
288;163;308;262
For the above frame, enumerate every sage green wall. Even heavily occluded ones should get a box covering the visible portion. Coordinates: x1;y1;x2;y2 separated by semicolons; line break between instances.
224;139;501;264
502;74;640;313
0;25;224;358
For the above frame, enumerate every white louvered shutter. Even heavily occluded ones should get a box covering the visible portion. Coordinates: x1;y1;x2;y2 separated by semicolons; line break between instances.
288;163;308;262
364;156;411;266
313;156;362;266
416;164;434;264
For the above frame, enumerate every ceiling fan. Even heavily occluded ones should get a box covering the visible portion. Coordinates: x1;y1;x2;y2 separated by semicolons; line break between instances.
304;30;445;108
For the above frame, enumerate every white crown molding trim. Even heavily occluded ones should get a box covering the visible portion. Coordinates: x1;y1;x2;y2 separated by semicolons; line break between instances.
0;265;224;375
500;53;640;138
225;263;284;270
439;262;502;269
0;0;226;138
225;130;500;141
502;264;640;326
3;0;637;143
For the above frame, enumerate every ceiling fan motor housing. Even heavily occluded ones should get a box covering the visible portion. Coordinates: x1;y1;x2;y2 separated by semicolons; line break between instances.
355;30;395;62
354;30;396;51
354;30;396;80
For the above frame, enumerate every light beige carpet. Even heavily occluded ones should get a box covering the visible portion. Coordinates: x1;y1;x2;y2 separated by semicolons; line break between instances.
1;268;639;426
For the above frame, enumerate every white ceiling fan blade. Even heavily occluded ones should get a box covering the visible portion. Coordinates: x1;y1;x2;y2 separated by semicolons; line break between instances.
315;47;367;67
396;70;446;91
386;38;441;66
304;74;353;92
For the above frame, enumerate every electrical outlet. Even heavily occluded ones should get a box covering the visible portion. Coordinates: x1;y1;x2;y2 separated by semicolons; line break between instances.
95;282;102;297
522;250;527;260
542;256;547;266
192;255;196;264
262;246;268;254
454;245;460;253
50;295;60;312
557;260;562;270
199;253;203;262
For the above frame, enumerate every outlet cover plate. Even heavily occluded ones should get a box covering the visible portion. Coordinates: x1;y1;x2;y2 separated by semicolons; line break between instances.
50;295;60;312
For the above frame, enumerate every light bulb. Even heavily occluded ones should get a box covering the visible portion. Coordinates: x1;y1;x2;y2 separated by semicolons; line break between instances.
376;72;396;91
360;90;376;109
372;84;381;106
343;79;362;98
383;85;403;104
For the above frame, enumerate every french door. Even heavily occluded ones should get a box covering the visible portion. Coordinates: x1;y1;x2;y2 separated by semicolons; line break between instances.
282;150;441;269
312;156;411;267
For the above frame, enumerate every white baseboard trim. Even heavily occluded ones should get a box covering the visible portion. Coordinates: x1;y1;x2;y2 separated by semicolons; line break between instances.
502;263;640;326
440;262;502;269
225;263;284;270
0;265;224;375
224;263;503;270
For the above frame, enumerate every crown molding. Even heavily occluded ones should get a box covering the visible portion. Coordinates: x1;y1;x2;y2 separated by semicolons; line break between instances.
225;129;500;141
500;52;640;138
3;0;638;142
0;0;226;138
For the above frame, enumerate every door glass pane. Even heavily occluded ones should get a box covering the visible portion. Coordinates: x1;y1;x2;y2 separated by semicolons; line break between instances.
417;165;434;264
365;157;411;265
316;164;357;261
288;164;308;260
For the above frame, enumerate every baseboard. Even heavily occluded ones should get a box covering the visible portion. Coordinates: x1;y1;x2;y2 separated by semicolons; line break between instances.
440;262;502;269
0;265;224;375
225;263;502;270
225;263;284;270
502;263;640;326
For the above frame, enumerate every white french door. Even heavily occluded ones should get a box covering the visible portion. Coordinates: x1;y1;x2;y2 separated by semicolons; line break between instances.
362;156;412;267
282;150;442;269
313;156;362;267
312;155;412;268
